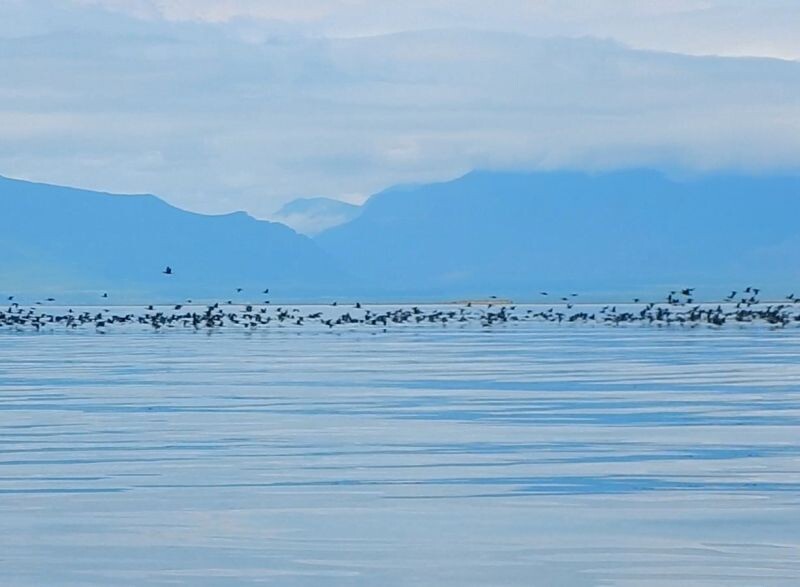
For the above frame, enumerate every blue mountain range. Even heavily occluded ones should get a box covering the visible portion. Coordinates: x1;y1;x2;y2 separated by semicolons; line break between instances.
0;176;346;301
2;170;799;302
316;169;800;299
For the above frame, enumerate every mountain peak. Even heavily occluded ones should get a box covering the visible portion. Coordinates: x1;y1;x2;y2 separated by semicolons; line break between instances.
273;196;361;236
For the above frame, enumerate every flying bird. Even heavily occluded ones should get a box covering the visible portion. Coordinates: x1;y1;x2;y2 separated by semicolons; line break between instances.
163;266;173;275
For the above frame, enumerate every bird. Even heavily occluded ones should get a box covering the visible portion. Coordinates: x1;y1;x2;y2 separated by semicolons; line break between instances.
163;266;173;275
236;288;243;293
681;288;695;296
7;284;798;334
262;288;269;294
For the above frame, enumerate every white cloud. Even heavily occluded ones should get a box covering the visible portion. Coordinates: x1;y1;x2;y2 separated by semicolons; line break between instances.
63;0;800;59
73;0;339;22
0;2;799;218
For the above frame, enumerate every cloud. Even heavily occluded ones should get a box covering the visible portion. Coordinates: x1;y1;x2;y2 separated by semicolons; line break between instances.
73;0;339;23
63;0;800;59
0;3;799;218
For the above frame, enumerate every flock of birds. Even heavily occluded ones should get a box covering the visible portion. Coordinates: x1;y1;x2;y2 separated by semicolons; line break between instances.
3;273;800;333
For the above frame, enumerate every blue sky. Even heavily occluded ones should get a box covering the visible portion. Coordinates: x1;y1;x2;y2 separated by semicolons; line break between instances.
1;0;800;217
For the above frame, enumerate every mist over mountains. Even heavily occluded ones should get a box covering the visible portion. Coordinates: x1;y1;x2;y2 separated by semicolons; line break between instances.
2;170;800;302
272;197;361;236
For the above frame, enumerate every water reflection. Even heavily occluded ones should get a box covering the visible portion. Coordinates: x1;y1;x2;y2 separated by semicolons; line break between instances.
1;323;799;585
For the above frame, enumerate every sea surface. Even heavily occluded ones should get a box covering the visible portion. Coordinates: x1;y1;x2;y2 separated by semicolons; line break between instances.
1;308;799;586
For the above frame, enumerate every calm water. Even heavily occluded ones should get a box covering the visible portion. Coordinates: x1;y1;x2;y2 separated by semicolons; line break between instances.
1;316;800;586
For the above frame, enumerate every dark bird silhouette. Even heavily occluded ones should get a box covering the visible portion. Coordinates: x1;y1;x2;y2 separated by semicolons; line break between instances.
163;266;173;275
6;284;797;334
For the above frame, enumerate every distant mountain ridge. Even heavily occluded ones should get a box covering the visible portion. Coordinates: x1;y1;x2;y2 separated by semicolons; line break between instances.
3;170;800;303
272;197;361;236
0;175;347;301
315;169;800;299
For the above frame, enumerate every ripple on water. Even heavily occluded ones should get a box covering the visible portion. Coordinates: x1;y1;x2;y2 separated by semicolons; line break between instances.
1;324;799;586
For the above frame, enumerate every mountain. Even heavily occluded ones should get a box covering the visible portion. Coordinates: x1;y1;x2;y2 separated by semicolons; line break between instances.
0;176;347;302
315;170;800;300
5;170;800;303
272;197;361;236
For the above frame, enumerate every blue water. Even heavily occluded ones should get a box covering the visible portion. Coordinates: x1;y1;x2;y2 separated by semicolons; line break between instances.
1;321;799;585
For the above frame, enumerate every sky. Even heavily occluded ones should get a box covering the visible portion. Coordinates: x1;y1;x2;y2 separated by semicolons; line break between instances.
1;0;800;218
